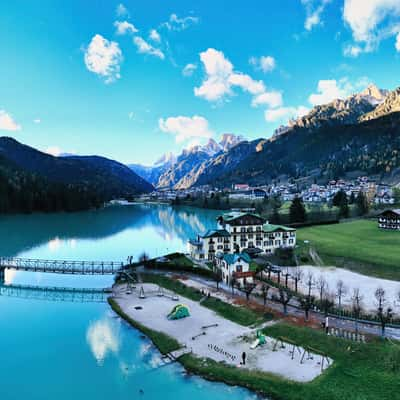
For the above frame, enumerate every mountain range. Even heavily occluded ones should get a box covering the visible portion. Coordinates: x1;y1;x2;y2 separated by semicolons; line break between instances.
130;84;400;189
129;133;245;188
0;137;153;199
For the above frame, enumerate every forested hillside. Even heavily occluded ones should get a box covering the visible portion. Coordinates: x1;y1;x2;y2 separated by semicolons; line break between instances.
0;155;103;213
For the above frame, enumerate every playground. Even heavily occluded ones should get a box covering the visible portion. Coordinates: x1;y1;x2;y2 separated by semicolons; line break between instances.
113;283;332;382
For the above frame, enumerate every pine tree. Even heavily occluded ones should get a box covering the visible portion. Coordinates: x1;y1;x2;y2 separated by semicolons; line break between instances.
289;196;307;223
356;191;369;216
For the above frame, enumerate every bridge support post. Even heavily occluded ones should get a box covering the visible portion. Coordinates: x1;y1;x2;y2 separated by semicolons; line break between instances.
0;267;5;284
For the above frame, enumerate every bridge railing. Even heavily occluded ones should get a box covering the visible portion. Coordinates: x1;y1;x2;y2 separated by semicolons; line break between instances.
0;257;125;274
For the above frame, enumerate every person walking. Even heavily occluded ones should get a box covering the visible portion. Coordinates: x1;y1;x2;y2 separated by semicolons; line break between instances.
241;351;246;366
325;316;329;335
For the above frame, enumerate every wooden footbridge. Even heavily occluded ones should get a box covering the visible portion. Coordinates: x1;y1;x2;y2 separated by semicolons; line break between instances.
0;257;126;276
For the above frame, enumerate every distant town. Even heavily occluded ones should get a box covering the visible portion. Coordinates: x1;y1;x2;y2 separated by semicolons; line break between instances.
138;176;398;207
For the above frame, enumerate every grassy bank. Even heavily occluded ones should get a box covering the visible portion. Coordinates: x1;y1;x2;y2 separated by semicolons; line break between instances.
297;219;400;280
141;273;268;326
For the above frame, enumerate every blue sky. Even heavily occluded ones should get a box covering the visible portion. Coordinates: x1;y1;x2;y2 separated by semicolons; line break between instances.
1;0;400;165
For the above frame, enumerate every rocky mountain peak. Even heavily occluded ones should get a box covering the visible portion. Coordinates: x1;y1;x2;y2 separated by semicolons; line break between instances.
219;133;245;151
360;86;400;122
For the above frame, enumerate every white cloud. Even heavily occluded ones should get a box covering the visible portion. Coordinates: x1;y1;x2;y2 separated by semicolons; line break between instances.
308;79;347;106
33;118;41;124
228;73;265;95
0;110;21;131
396;32;400;51
307;77;371;106
343;44;363;57
159;115;213;143
252;91;283;108
250;56;276;73
149;29;161;42
194;48;266;102
343;0;400;55
114;20;138;35
86;319;120;365
265;106;309;122
84;34;122;83
162;14;199;31
133;36;165;59
182;63;197;77
302;0;331;31
116;3;129;18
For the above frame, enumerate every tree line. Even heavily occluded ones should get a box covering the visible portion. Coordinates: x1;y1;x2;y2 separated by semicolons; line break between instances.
0;166;103;214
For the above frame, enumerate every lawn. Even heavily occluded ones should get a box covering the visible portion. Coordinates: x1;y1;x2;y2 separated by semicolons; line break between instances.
181;322;400;400
297;219;400;280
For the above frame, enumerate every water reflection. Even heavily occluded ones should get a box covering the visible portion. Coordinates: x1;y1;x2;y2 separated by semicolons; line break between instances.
86;318;120;365
1;204;220;261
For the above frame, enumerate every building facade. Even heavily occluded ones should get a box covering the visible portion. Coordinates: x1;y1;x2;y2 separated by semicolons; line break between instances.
215;253;254;287
378;209;400;230
188;212;296;261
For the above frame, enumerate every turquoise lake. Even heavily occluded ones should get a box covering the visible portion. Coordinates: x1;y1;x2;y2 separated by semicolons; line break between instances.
0;204;260;400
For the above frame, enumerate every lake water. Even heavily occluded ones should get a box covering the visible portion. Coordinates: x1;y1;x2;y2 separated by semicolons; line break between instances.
0;204;259;400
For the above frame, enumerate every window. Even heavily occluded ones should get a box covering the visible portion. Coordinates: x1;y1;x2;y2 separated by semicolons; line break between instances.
236;264;243;272
218;237;222;242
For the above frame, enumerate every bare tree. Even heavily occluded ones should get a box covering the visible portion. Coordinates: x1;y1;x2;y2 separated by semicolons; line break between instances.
298;271;315;321
305;272;314;298
230;276;237;295
300;294;315;321
335;280;347;311
283;268;291;288
292;267;303;293
261;284;271;310
278;287;293;315
213;268;223;291
375;287;393;338
237;282;257;302
351;288;364;335
316;275;327;303
320;291;335;316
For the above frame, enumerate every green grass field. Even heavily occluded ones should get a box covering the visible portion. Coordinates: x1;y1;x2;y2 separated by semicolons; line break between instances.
297;219;400;280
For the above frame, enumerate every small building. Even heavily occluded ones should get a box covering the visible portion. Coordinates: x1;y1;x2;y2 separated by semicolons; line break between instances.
378;209;400;230
233;183;250;191
215;253;254;287
228;189;266;201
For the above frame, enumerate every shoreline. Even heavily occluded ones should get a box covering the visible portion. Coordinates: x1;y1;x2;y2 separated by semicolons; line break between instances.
107;297;271;399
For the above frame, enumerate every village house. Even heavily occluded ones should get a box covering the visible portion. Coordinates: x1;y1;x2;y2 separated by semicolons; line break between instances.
188;212;296;261
378;209;400;230
215;253;254;287
228;188;267;201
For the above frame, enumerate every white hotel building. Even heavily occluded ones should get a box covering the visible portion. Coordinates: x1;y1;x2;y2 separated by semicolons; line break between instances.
188;212;296;261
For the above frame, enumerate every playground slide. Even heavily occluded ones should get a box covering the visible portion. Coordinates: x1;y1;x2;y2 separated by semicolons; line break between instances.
250;339;260;349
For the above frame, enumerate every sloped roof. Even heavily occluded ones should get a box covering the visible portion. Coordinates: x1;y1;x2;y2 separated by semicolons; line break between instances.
218;212;265;223
201;229;230;238
262;223;296;233
222;253;252;264
379;208;400;216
